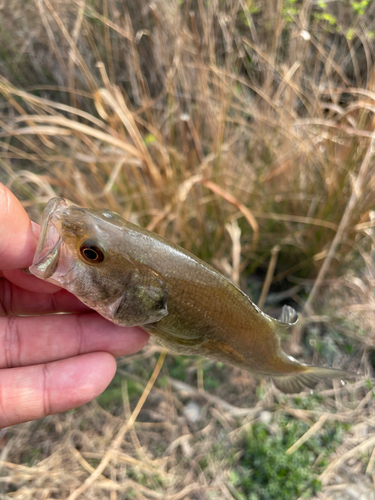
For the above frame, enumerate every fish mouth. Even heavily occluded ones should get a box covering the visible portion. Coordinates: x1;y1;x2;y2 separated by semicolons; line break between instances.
29;197;68;280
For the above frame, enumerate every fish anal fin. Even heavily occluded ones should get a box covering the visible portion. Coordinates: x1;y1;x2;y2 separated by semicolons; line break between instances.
272;366;357;394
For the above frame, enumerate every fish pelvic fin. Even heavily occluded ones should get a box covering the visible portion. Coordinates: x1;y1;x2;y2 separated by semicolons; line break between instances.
272;366;358;394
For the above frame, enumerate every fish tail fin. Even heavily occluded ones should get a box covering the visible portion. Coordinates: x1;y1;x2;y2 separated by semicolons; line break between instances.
272;366;358;394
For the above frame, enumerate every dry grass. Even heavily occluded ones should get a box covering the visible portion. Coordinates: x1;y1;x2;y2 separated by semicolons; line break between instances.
1;0;375;498
1;363;375;499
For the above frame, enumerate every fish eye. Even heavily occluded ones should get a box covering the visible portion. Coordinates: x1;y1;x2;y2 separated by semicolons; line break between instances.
79;240;105;264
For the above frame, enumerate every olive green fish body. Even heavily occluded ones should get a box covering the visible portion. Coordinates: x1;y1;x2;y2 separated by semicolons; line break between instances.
29;198;356;393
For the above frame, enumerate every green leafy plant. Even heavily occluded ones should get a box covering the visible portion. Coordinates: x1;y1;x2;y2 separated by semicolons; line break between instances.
229;415;347;500
350;0;370;16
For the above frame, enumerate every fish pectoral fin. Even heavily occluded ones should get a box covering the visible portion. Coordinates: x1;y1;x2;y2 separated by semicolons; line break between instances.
272;366;358;394
112;269;168;326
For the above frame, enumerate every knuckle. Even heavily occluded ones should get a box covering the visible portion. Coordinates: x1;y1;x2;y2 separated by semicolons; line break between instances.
76;315;85;355
42;364;51;417
3;316;21;368
49;292;58;313
0;385;10;428
0;279;13;316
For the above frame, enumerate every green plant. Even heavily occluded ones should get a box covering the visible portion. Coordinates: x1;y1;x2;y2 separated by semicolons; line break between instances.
229;416;347;500
96;372;143;413
350;0;370;16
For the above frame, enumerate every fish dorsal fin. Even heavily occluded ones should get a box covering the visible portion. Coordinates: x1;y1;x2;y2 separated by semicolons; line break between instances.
277;305;298;326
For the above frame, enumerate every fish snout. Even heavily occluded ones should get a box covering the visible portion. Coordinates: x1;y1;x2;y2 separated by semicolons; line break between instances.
29;197;67;280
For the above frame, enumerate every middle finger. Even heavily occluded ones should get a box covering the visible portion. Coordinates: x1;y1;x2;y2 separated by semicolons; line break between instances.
0;313;149;369
0;279;90;316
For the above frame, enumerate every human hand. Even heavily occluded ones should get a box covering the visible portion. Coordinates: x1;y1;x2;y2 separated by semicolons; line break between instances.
0;184;150;427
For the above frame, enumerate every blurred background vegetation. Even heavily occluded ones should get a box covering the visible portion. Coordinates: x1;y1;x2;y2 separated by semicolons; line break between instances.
1;0;375;498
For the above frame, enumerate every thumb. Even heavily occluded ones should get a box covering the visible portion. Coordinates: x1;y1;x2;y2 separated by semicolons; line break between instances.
0;183;39;270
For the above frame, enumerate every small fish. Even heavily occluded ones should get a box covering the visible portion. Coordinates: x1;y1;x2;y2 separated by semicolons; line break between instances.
29;197;356;393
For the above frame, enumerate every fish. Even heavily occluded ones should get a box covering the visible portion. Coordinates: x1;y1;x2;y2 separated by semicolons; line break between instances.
29;197;356;393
